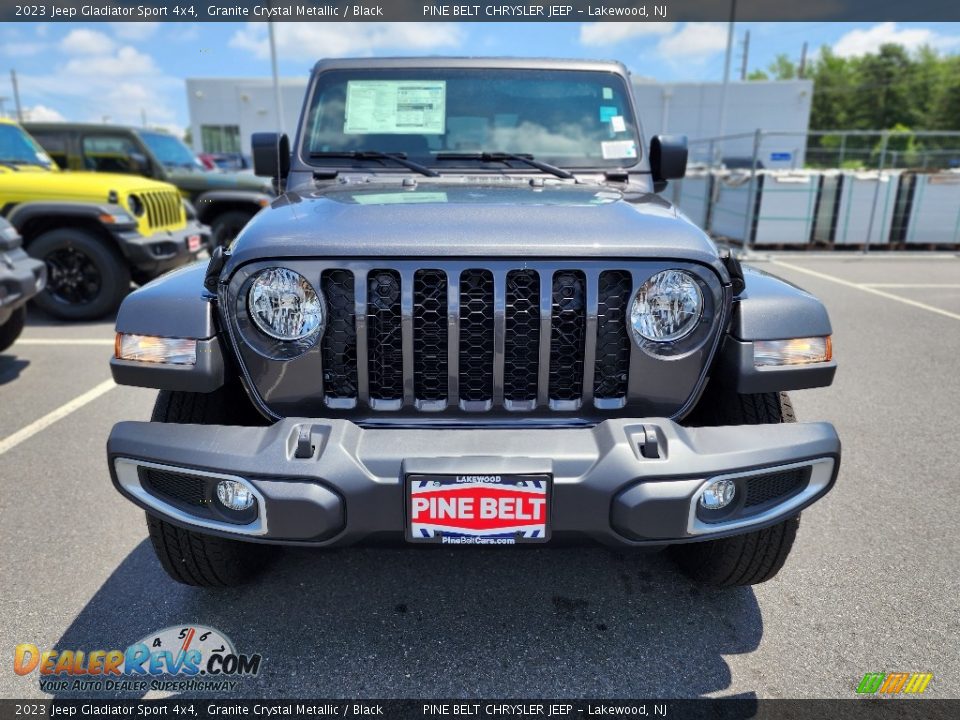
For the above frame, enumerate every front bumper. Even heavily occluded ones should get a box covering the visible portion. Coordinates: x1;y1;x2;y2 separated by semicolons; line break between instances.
0;248;46;324
114;219;208;275
107;418;840;548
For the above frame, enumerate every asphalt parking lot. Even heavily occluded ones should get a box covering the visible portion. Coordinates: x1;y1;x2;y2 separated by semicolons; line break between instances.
1;254;958;700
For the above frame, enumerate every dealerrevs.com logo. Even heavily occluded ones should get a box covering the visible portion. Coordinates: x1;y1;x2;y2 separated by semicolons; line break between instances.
856;672;933;695
14;625;262;693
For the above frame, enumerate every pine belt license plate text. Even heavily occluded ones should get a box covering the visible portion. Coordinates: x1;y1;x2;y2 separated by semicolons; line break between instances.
406;474;551;544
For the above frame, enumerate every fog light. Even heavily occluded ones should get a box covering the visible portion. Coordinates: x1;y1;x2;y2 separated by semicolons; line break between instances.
115;333;197;365
216;480;255;512
699;479;736;510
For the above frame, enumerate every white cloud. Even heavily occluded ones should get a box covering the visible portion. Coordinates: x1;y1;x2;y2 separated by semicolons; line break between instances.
60;28;115;55
833;22;960;58
63;46;159;76
21;45;180;128
229;22;463;60
1;41;47;58
110;22;160;41
657;23;729;59
22;104;65;122
579;22;675;47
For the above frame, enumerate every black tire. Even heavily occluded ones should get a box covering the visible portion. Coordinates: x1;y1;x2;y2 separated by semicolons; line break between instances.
209;209;254;250
145;388;274;587
670;515;801;588
0;306;27;353
671;390;800;587
27;228;130;320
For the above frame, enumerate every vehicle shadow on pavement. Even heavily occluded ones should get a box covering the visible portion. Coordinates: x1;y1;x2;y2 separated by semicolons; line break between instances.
48;540;762;699
0;355;29;385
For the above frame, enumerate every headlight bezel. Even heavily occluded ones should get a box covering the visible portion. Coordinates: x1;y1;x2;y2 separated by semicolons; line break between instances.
628;268;715;359
127;194;145;217
237;267;325;360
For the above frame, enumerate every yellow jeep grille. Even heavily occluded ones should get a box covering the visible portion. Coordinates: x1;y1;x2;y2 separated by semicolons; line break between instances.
140;190;184;231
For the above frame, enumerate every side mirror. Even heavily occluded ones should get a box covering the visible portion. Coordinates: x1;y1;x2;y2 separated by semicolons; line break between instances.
252;132;290;189
650;135;688;192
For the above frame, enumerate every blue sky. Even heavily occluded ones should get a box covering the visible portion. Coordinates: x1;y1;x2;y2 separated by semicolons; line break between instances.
2;21;959;135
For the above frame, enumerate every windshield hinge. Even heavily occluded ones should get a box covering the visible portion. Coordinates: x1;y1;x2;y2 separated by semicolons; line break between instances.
604;170;630;183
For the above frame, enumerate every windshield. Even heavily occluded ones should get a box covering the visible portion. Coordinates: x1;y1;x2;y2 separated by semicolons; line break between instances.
0;124;54;167
302;68;641;170
139;130;206;171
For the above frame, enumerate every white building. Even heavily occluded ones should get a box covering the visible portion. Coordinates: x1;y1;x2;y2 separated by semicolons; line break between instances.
186;77;311;155
631;79;814;169
186;76;813;168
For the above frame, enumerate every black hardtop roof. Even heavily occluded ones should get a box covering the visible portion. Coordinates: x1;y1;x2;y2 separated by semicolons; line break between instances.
23;122;172;136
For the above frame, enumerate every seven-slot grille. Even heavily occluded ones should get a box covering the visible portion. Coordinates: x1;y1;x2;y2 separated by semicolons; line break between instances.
311;266;637;412
140;190;183;229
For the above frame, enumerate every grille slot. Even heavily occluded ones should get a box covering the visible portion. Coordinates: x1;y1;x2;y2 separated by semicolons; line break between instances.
504;270;541;403
594;270;632;401
367;269;403;405
320;269;358;406
139;467;206;507
744;468;809;507
413;269;448;404
459;269;495;405
548;270;587;405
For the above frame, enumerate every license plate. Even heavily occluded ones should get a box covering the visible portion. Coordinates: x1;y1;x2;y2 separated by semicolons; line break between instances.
406;474;550;544
187;234;202;252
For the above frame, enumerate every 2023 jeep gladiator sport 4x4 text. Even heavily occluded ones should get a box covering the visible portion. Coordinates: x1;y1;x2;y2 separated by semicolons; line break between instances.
106;58;840;587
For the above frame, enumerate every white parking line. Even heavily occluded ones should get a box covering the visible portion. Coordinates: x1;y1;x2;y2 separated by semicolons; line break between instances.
0;379;116;457
15;339;114;346
768;260;960;322
861;283;960;289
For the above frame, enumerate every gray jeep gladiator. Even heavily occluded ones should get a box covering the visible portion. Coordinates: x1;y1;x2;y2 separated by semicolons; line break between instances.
0;217;46;352
106;58;840;588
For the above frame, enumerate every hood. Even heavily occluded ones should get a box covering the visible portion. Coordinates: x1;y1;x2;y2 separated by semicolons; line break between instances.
226;180;724;276
0;166;180;200
167;168;272;194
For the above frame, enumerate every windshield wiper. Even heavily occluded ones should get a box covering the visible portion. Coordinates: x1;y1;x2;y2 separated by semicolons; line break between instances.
309;150;439;178
435;151;574;180
0;160;24;171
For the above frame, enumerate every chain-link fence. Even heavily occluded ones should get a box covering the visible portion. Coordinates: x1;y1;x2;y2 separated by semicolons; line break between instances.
688;130;960;172
676;130;960;251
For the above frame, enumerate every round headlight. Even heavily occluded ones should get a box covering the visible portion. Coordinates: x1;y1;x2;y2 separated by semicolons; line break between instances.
127;194;145;217
248;268;324;341
630;269;703;343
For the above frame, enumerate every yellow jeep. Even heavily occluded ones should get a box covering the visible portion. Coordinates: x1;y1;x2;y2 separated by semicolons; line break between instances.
0;119;207;320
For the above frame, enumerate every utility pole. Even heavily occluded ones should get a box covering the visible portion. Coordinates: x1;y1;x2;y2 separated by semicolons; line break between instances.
716;0;737;164
268;21;284;134
740;30;750;81
10;69;23;122
799;42;808;78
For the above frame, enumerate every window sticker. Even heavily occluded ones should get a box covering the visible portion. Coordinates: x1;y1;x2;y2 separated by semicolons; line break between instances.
601;140;637;160
610;115;626;133
602;87;614;100
599;105;619;122
344;80;447;135
352;192;449;205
